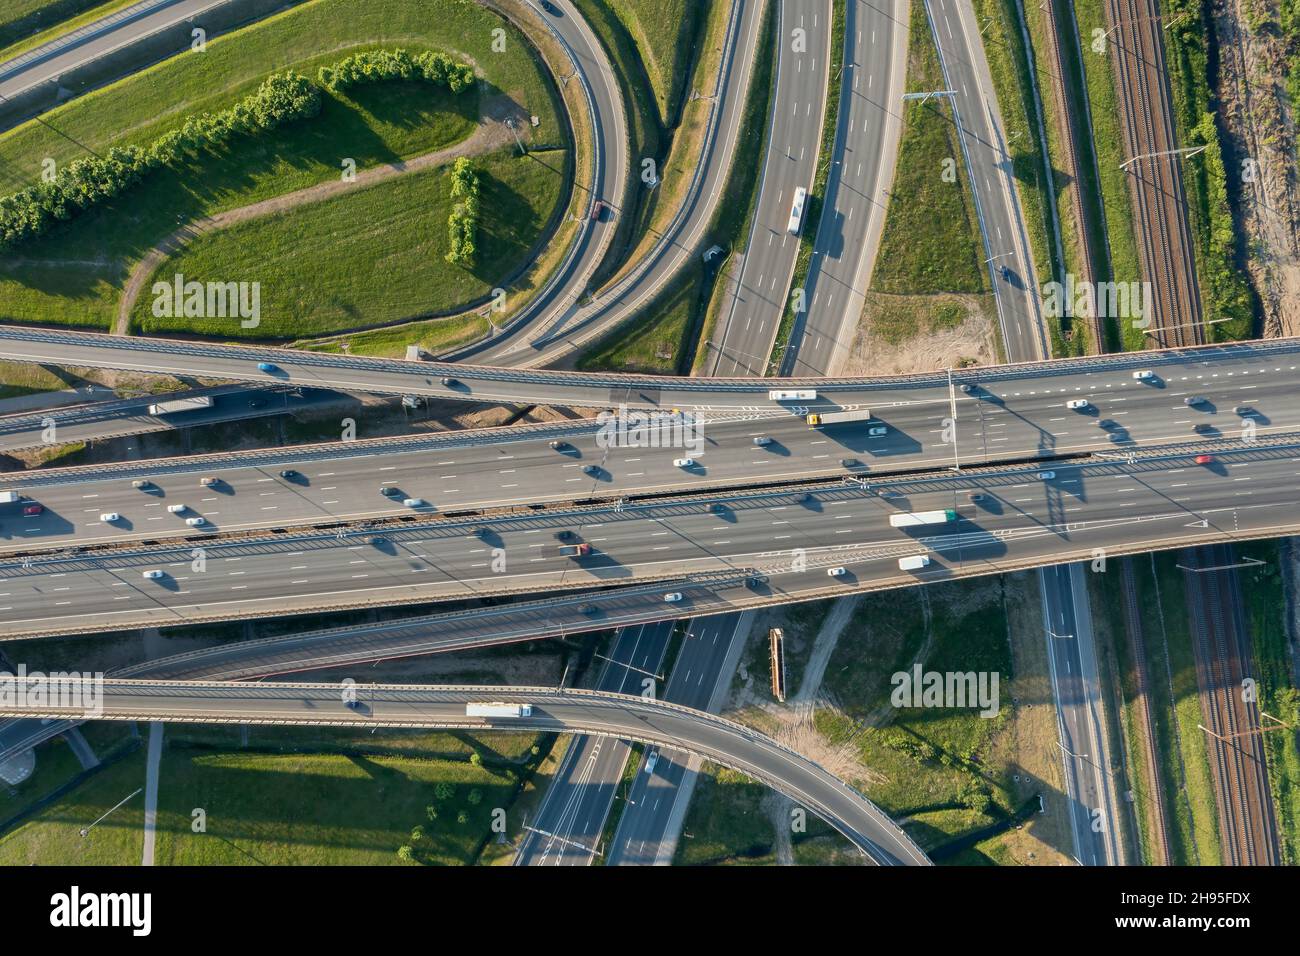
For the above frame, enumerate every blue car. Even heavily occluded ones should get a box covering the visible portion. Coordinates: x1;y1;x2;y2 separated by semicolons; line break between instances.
257;362;278;373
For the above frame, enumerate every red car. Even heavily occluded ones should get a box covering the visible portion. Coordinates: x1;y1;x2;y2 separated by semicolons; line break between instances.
22;503;43;515
1194;454;1215;465
591;200;606;221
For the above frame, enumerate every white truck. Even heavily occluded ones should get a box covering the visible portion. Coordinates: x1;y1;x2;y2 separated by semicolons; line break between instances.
806;408;872;427
898;555;931;571
0;491;19;505
147;395;214;415
465;702;532;719
889;509;958;528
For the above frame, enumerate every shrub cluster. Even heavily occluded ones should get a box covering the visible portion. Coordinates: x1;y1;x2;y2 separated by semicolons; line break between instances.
0;72;321;250
318;49;475;94
445;157;480;266
0;44;476;251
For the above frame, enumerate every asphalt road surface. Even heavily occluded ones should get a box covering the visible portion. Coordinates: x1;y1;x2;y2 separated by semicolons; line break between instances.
514;620;674;865
785;0;909;377
0;678;930;865
5;345;1297;554
4;434;1298;636
705;0;831;377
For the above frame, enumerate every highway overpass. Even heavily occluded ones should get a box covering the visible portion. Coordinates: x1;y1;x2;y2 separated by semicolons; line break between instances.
3;432;1298;637
3;326;1299;410
0;677;931;865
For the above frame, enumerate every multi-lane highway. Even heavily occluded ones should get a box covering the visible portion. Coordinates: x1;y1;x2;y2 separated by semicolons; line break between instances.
515;620;674;865
785;0;908;376
705;0;831;377
607;611;751;864
5;344;1298;554
0;677;930;865
6;432;1300;637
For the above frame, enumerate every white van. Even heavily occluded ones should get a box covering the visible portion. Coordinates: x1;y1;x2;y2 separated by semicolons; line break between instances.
898;555;930;571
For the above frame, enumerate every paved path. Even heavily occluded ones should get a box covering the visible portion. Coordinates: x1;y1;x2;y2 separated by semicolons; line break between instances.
141;720;163;866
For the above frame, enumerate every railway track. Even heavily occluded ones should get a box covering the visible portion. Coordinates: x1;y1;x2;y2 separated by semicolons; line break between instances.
1105;0;1203;347
1183;545;1279;864
1105;0;1279;865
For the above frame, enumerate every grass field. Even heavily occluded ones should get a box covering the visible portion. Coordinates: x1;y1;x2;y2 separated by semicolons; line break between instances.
0;727;550;865
153;748;520;865
814;578;1017;852
0;0;563;330
606;0;705;127
132;148;566;338
0;743;146;865
577;268;703;373
869;3;985;297
674;764;776;865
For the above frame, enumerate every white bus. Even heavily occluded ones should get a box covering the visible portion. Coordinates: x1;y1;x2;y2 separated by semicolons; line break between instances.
787;186;808;235
768;388;817;401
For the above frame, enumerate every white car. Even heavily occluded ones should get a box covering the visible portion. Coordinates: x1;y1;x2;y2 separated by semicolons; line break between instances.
402;497;425;508
1133;369;1154;380
827;566;847;577
867;426;888;437
1066;399;1089;410
142;569;164;580
1037;471;1055;481
673;458;695;468
645;750;659;774
185;516;207;527
200;477;217;487
99;512;120;523
167;503;186;513
752;436;773;447
663;592;683;603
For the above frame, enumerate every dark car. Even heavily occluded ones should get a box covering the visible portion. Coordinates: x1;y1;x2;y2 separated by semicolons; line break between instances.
556;529;575;541
583;464;599;476
549;440;568;450
541;0;560;13
578;603;599;616
279;469;299;479
380;486;401;497
440;377;459;388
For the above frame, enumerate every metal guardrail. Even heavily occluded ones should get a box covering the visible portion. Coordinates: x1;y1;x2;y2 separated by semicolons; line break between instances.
4;325;1298;395
0;0;179;80
0;677;930;863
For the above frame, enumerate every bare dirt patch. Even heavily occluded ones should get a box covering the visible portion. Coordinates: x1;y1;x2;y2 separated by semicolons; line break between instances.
839;293;1000;375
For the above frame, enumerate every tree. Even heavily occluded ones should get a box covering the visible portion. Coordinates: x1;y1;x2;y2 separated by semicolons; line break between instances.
397;845;414;862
